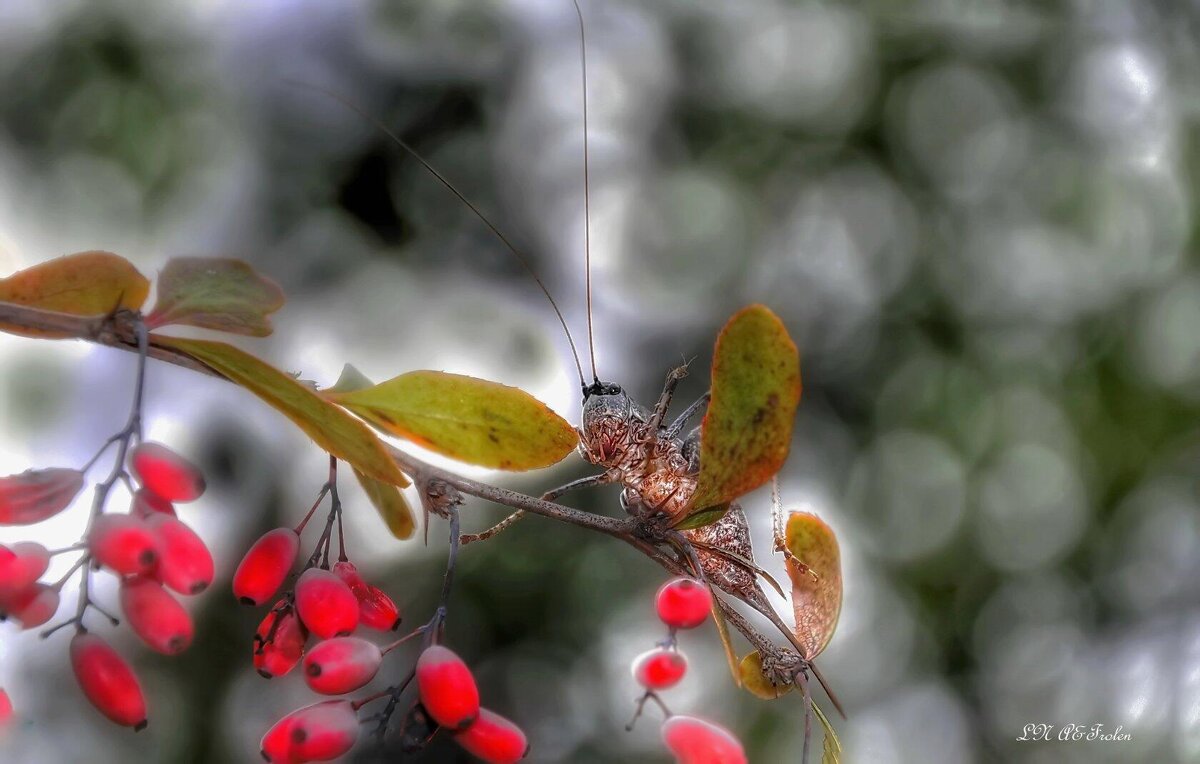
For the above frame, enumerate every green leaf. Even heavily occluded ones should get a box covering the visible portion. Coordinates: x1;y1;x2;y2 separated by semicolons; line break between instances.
813;702;843;764
146;257;285;336
671;502;729;531
785;512;842;659
0;251;149;338
688;304;801;514
353;468;415;540
738;651;793;700
327;370;577;471
152;335;409;488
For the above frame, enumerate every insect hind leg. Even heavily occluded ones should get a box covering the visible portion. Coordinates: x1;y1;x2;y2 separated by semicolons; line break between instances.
459;472;614;545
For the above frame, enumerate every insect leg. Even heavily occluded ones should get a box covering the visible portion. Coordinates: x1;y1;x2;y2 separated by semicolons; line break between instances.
664;391;710;440
680;425;702;474
647;364;691;433
459;472;616;545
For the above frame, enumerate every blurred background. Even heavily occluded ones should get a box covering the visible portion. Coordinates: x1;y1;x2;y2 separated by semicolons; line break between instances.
0;0;1198;761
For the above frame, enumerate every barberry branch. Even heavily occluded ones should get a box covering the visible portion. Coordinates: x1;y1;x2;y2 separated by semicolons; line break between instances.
0;300;827;710
358;503;463;744
41;317;149;638
626;690;673;731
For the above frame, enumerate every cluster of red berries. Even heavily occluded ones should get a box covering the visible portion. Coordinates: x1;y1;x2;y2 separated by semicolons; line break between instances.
633;576;747;764
0;441;212;730
414;644;527;762
240;473;528;762
230;490;399;761
260;643;528;763
233;519;401;686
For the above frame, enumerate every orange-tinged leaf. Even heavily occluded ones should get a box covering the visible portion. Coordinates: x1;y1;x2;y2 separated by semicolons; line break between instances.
146;257;284;337
738;651;793;700
0;251;149;338
327;371;577;471
354;468;415;540
0;468;85;525
688;304;801;515
785;511;842;659
152;335;409;488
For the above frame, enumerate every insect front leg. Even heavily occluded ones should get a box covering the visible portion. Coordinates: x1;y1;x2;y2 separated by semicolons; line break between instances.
459;472;617;545
647;364;691;433
664;391;710;440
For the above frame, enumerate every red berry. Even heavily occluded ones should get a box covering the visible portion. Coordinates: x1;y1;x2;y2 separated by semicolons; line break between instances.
632;648;688;691
356;585;401;631
333;562;400;631
294;568;358;639
454;708;529;764
7;583;59;629
129;442;206;503
261;700;358;763
0;688;11;729
120;577;193;655
0;583;37;615
145;514;213;594
88;514;159;577
655;577;712;630
303;636;382;695
70;632;147;730
0;541;49;594
254;604;308;679
233;528;299;606
260;713;296;763
661;716;747;764
416;645;480;730
330;560;363;587
131;489;175;519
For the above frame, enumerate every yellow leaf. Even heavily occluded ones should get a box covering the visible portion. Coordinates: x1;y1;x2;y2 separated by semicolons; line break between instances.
738;651;793;700
688;304;801;518
0;251;149;338
712;601;742;688
814;702;843;764
786;512;842;659
328;370;577;471
153;336;409;488
353;468;415;540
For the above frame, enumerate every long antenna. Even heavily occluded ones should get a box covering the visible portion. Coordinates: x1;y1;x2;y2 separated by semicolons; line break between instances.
571;0;599;384
287;81;587;389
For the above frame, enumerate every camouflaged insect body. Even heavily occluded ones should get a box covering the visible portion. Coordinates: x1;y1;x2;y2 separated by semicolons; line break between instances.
578;385;767;608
